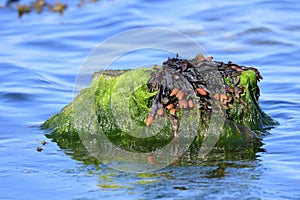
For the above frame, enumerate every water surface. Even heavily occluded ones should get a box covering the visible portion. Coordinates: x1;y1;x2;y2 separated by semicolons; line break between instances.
1;0;300;199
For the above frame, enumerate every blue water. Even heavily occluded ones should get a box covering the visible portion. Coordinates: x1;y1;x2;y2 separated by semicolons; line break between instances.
1;0;300;199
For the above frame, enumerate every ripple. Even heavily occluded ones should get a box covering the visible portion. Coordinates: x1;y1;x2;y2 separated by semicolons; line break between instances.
1;0;300;199
0;91;35;102
236;27;274;36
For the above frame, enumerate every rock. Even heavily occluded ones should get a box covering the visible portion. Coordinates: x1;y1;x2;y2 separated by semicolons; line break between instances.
41;55;277;163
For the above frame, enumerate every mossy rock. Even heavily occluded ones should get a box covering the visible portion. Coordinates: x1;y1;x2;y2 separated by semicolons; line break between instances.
42;65;277;164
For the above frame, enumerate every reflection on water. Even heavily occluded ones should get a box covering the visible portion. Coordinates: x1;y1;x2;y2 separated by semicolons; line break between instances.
0;0;300;199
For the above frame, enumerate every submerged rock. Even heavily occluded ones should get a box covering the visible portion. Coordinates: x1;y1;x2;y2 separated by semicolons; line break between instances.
42;54;277;164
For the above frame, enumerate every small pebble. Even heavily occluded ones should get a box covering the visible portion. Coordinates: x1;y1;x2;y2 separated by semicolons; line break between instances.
214;93;220;100
196;88;208;96
170;88;179;96
157;108;164;116
166;104;174;110
178;99;188;109
188;100;194;108
220;94;228;105
146;116;154;126
205;56;213;61
169;109;176;115
176;90;185;100
36;146;43;152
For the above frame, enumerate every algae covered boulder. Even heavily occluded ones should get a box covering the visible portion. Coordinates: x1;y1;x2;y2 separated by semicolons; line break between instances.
42;54;277;164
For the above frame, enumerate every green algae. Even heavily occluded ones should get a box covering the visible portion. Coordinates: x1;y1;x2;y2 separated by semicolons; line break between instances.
42;66;277;163
136;173;159;178
134;179;158;185
97;184;128;189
